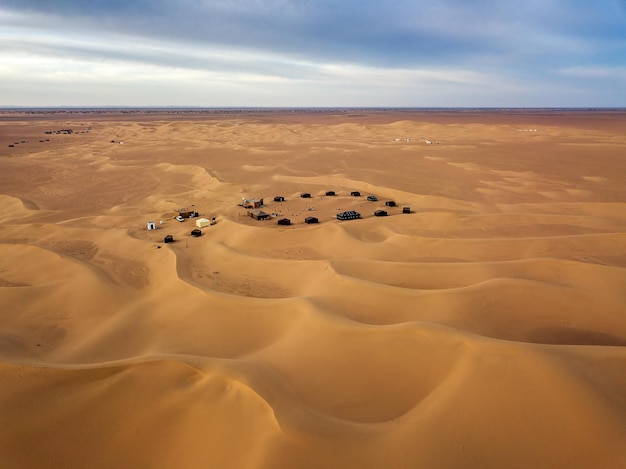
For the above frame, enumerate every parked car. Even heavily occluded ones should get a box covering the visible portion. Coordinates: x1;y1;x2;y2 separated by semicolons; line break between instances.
176;215;185;222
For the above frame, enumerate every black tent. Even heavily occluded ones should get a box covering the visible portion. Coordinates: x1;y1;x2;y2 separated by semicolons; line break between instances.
337;211;361;220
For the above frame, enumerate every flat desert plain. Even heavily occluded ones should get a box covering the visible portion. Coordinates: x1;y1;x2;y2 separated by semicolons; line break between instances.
1;109;626;468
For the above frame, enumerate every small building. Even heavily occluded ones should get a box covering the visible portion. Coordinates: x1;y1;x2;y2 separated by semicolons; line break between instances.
242;198;263;209
277;218;291;226
305;216;319;224
164;234;174;243
190;229;202;237
274;196;285;202
337;210;361;221
176;208;198;218
325;191;336;196
196;218;211;228
350;191;361;197
147;221;157;230
385;201;397;207
300;193;312;198
367;195;378;202
374;210;388;217
403;207;411;214
249;209;270;220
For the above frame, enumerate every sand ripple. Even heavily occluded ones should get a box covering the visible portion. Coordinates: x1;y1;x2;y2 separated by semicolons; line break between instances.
1;111;626;467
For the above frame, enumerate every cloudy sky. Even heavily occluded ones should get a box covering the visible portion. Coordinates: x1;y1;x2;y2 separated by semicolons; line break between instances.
1;0;625;107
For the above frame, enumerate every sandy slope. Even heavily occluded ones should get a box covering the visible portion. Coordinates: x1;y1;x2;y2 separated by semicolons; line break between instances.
1;109;626;468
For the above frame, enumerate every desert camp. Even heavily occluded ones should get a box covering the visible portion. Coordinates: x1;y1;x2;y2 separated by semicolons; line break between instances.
1;109;626;468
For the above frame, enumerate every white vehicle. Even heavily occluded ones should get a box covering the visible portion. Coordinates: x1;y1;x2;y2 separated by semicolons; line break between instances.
176;215;185;222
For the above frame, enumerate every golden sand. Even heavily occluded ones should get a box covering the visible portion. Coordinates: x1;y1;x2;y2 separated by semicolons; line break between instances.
1;109;626;468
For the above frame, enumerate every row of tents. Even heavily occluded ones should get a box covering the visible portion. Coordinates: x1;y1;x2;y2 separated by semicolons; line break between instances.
275;207;411;226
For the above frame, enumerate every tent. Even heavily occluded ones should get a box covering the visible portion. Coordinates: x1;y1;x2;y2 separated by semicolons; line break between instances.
196;218;211;228
337;211;361;220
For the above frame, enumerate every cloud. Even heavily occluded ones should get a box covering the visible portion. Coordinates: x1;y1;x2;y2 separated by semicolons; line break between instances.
0;0;625;106
559;66;626;80
1;0;599;67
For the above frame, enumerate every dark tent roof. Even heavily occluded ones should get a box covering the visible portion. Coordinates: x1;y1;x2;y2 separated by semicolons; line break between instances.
337;210;361;220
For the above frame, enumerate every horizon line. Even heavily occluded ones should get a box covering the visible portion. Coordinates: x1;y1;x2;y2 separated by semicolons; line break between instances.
2;106;626;112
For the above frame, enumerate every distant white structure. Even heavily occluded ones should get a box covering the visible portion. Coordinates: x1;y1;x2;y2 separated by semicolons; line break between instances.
196;218;211;228
147;221;156;230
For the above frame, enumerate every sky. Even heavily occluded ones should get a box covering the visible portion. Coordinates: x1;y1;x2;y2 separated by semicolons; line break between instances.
1;0;625;107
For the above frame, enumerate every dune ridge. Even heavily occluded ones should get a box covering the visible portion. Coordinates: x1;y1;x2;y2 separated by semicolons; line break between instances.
1;110;626;467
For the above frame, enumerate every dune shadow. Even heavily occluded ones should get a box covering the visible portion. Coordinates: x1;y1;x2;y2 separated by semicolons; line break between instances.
527;326;626;346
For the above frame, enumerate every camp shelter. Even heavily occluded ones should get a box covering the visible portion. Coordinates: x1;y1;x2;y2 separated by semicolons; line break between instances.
385;201;397;207
374;210;388;217
190;229;202;237
277;218;291;226
403;207;411;214
325;191;336;196
249;209;271;220
337;210;361;220
176;208;198;218
274;196;285;202
164;234;174;243
243;198;263;209
305;217;319;224
196;218;211;228
300;193;312;198
350;191;361;197
146;221;157;230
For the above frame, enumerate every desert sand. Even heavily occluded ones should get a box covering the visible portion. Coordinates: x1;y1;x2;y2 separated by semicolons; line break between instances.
1;108;626;468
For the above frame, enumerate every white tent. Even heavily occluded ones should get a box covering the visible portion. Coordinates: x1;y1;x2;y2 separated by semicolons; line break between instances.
196;218;211;228
147;221;156;230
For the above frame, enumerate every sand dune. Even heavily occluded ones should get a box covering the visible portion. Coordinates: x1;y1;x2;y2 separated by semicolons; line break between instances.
1;109;626;467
